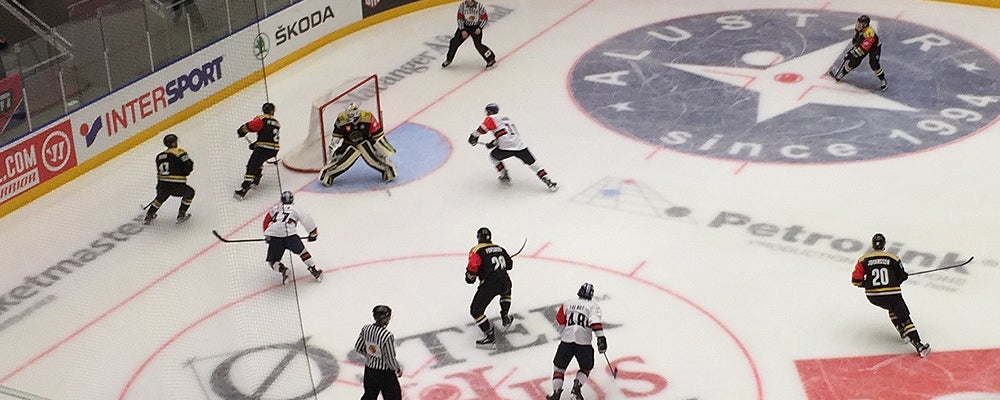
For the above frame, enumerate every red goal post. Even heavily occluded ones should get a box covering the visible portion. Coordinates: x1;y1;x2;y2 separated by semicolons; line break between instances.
282;74;383;173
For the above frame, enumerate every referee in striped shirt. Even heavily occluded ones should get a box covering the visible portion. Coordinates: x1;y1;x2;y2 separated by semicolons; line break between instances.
441;0;497;69
354;305;402;400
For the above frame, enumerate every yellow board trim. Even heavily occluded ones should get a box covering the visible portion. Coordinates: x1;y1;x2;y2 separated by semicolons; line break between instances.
0;0;457;218
929;0;1000;7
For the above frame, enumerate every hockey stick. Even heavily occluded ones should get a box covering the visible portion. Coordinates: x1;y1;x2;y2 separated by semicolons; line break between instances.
212;230;266;243
603;353;618;379
910;256;974;276
510;238;528;257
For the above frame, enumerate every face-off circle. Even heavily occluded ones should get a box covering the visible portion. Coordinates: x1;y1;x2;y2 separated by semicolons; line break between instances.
570;9;1000;163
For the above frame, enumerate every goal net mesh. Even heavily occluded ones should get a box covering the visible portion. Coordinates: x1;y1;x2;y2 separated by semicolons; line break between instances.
282;74;382;173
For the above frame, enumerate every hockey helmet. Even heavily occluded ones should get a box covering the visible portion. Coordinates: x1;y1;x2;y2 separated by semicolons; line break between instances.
345;103;360;122
477;227;492;243
163;133;178;147
857;15;870;25
578;283;595;300
872;233;886;251
280;191;294;204
262;102;276;115
373;305;392;324
485;103;500;115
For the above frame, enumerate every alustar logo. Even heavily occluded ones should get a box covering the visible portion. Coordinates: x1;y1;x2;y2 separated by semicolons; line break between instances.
569;9;1000;163
78;56;224;147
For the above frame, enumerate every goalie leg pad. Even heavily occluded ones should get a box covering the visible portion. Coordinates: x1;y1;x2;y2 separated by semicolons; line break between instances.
318;146;362;186
359;141;396;176
376;137;396;156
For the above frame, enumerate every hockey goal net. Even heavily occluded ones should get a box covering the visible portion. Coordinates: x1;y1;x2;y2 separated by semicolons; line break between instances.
282;74;383;173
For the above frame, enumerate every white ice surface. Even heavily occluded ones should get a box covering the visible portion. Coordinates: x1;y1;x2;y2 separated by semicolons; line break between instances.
1;0;1000;399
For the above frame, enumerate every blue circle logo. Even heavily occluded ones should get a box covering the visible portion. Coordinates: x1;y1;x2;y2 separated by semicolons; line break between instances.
570;10;1000;163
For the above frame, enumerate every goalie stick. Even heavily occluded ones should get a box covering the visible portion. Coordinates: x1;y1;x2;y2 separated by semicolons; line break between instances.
212;230;266;243
910;256;974;276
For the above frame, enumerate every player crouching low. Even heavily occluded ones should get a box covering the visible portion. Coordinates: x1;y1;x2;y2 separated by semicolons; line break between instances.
319;103;397;186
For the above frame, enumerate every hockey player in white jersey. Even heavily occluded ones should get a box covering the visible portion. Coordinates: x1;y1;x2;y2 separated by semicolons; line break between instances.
263;191;323;285
468;103;558;191
545;283;606;400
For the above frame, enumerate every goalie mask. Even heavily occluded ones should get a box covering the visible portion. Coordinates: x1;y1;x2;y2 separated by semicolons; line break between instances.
345;103;360;123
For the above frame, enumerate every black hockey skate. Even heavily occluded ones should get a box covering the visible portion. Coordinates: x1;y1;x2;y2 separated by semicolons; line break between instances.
485;59;496;70
143;213;157;225
541;176;558;192
308;267;324;282
278;264;290;286
915;342;931;358
501;314;513;330
880;79;888;92
570;379;584;400
176;213;191;224
546;389;563;400
234;188;248;200
475;329;496;348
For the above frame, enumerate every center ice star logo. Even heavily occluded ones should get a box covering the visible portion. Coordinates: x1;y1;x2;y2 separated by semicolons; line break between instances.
570;9;1000;163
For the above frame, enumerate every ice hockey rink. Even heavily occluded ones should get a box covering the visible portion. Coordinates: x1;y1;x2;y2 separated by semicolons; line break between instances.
2;0;1000;399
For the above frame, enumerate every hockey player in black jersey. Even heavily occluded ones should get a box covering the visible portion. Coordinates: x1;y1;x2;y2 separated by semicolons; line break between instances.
465;227;514;347
144;134;194;224
234;102;280;200
851;233;930;357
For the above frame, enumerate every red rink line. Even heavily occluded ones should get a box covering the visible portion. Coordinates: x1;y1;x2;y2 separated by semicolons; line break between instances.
1;0;600;385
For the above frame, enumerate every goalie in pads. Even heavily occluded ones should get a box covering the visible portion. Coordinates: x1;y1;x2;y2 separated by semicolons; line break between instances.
319;103;397;186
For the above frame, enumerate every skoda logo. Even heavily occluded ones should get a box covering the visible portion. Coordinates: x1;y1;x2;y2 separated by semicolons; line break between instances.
253;33;271;60
569;9;1000;163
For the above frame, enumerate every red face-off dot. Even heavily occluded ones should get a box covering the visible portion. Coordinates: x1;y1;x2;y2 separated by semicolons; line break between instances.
773;73;803;83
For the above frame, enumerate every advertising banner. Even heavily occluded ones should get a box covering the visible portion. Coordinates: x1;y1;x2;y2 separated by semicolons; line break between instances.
0;120;77;205
0;73;23;135
361;0;420;17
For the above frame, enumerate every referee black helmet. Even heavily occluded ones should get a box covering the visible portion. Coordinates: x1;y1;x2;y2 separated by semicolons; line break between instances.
373;305;392;324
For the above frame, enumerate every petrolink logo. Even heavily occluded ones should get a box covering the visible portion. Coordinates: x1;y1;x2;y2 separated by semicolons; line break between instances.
569;10;1000;163
574;177;979;293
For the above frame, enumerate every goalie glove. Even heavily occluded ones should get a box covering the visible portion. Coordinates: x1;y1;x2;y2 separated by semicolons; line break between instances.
468;134;479;146
596;336;607;353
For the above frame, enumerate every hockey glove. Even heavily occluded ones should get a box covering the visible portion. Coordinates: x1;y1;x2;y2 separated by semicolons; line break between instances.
596;336;607;353
465;272;477;284
307;235;317;242
237;127;247;138
485;140;497;149
899;270;909;282
468;134;479;146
